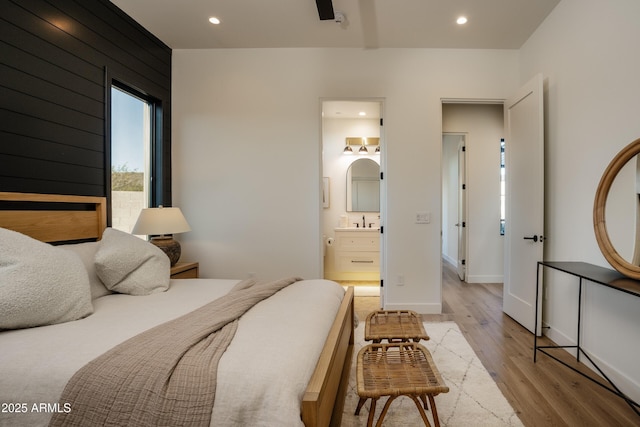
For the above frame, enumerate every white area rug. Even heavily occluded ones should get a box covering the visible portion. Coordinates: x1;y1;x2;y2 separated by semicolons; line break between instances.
341;322;523;426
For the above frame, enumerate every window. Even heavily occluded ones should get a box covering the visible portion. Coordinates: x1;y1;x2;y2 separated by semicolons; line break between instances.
110;85;152;233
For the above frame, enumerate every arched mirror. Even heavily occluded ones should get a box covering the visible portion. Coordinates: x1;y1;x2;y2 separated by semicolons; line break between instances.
593;137;640;279
346;158;380;212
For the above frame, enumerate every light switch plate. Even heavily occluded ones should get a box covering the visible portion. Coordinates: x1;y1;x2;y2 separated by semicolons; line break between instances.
416;211;430;224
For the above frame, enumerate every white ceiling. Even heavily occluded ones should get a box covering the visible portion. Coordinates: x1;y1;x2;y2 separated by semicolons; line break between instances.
110;0;560;50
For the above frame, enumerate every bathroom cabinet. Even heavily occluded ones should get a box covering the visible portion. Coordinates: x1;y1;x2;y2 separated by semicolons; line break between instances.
333;228;380;280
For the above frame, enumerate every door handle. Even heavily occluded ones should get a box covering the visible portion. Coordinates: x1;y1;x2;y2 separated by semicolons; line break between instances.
523;235;538;242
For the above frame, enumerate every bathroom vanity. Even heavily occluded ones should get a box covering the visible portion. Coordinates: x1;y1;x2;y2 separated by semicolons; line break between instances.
333;228;380;280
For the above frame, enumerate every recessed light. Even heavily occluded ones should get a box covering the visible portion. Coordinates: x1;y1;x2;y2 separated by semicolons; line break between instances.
456;16;468;25
208;16;221;25
359;111;366;116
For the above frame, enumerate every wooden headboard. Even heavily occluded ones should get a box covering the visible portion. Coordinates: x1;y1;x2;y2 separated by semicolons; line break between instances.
0;192;107;243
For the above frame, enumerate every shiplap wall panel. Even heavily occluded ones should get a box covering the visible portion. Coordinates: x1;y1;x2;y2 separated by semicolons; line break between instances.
2;64;104;118
2;3;106;82
0;111;104;153
52;1;171;84
0;0;171;202
0;41;103;100
0;153;103;184
0;133;103;169
1;86;103;134
0;175;103;197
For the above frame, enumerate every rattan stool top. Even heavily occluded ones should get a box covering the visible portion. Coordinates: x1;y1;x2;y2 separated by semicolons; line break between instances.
356;343;448;398
355;343;449;427
364;310;429;342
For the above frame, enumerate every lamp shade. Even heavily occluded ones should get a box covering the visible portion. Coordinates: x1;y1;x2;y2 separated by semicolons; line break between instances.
132;206;191;236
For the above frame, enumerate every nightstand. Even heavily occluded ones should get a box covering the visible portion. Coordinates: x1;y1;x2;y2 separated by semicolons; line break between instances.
170;262;199;279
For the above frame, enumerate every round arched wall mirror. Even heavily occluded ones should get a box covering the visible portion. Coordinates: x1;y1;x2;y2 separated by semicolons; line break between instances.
593;137;640;279
346;158;380;212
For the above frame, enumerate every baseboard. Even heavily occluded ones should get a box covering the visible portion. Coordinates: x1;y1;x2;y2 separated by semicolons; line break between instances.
442;254;456;267
543;323;640;404
583;351;640;405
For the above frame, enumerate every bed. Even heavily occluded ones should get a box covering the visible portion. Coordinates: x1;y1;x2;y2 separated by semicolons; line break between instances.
0;192;354;427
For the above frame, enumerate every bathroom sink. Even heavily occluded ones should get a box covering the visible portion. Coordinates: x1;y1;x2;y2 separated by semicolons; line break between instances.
334;227;380;232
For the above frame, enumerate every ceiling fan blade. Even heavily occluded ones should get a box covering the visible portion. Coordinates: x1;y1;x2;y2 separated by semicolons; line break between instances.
315;0;335;20
359;0;379;48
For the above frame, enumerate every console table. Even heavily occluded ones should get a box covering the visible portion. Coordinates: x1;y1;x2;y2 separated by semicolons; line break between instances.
534;261;640;416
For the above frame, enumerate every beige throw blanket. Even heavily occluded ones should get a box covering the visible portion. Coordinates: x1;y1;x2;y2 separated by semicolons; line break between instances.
49;276;301;427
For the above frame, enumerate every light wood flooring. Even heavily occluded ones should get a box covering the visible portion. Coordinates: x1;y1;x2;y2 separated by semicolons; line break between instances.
349;264;640;426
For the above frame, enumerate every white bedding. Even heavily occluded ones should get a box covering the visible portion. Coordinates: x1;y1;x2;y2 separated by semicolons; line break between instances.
0;278;345;427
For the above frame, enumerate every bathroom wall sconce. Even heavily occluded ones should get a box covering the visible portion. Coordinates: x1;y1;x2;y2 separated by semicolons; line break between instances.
343;137;380;155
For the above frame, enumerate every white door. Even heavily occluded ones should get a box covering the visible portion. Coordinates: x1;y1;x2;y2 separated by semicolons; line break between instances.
503;74;545;334
378;109;385;307
457;140;467;281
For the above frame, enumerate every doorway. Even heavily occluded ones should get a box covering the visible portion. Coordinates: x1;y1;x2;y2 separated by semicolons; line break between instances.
321;99;384;297
441;102;505;284
441;77;544;333
442;133;467;281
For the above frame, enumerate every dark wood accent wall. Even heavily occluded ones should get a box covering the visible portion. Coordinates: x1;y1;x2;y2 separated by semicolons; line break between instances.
0;0;171;205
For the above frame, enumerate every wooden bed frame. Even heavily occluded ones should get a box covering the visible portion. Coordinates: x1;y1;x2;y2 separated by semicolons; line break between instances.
0;191;354;427
0;192;107;243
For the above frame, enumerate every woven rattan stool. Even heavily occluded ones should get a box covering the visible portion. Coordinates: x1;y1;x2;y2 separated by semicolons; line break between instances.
364;310;429;343
355;343;449;427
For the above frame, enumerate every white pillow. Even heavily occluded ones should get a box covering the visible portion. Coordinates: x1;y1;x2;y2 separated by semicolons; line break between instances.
60;241;112;300
0;228;93;329
95;228;170;295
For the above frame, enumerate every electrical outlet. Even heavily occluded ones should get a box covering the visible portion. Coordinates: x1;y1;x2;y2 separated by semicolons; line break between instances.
397;274;404;286
416;211;430;224
248;272;256;278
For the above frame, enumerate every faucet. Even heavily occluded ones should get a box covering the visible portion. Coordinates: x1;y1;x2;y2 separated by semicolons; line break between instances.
362;215;366;228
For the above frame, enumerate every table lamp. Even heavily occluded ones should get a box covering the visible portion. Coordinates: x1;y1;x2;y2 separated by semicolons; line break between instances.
132;206;191;266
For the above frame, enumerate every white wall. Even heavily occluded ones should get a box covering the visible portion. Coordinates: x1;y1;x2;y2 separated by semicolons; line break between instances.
442;104;505;283
172;48;519;313
520;0;640;403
